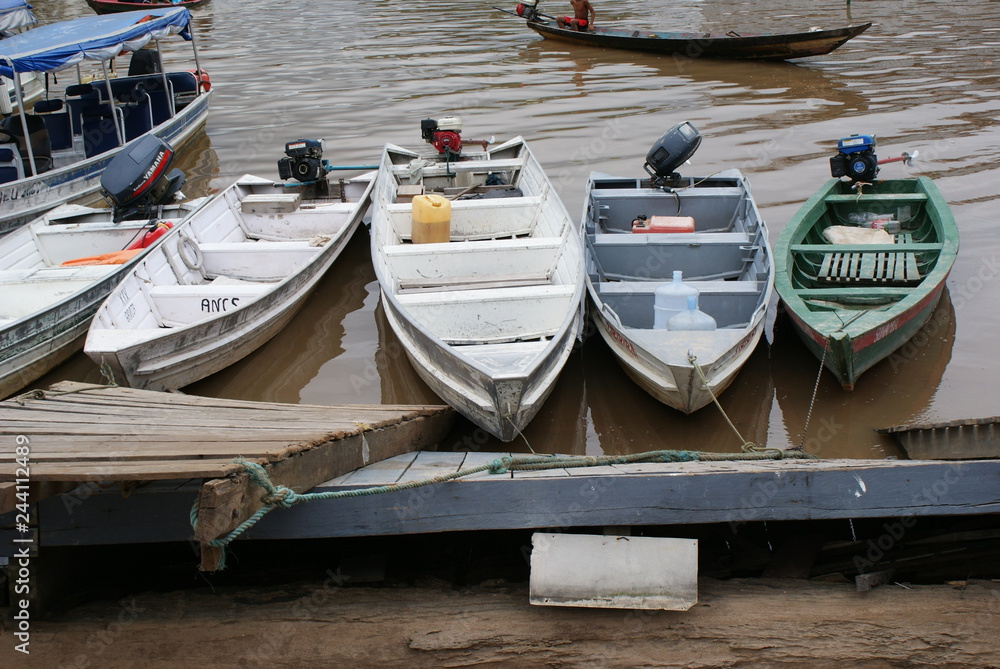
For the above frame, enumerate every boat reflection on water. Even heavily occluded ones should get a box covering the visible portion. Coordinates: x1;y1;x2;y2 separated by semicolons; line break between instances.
770;288;956;459
373;298;440;407
584;332;775;456
185;229;374;404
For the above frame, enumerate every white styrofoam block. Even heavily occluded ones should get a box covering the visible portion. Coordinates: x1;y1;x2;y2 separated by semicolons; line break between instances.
529;532;698;610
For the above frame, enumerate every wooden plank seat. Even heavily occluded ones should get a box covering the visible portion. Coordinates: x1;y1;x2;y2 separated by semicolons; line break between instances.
823;193;928;204
816;250;921;284
798;236;936;285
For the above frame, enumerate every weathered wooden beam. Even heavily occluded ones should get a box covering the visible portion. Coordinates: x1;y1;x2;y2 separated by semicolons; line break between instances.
7;457;1000;558
194;414;454;570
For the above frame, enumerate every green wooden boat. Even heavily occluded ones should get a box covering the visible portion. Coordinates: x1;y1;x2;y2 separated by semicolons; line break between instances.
774;177;959;390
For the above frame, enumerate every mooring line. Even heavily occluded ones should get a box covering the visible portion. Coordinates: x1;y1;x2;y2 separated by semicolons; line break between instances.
193;448;817;570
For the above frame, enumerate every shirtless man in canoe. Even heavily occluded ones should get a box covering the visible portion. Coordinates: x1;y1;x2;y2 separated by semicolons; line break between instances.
556;0;595;32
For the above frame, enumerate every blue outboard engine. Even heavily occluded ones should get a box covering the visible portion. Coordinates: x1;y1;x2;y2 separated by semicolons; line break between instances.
643;121;702;186
100;135;185;222
830;134;879;182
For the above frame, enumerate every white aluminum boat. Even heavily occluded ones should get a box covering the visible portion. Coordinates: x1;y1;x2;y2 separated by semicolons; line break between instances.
0;199;205;399
371;132;585;441
85;169;374;391
584;123;773;413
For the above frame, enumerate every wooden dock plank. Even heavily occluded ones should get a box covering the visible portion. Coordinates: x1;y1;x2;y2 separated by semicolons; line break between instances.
396;451;468;484
460;451;515;479
0;384;454;485
333;452;419;486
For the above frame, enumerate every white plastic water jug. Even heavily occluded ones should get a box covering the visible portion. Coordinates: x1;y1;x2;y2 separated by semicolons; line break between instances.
667;295;717;331
653;270;699;329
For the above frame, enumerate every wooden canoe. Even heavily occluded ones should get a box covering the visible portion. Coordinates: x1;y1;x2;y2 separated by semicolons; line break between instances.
524;19;871;61
85;0;209;15
0;199;206;399
84;173;373;392
370;137;585;442
584;170;773;413
773;177;959;391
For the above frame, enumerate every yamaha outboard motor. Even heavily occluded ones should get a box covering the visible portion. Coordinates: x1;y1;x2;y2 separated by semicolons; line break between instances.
643;121;702;187
100;135;185;223
830;134;879;182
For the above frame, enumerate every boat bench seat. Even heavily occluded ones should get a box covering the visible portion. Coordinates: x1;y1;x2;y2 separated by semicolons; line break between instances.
816;250;922;284
590;232;756;281
386;237;561;292
799;235;932;285
198;240;321;281
0;265;113;284
596;280;761;296
388;195;543;241
148;283;269;326
396;284;577;345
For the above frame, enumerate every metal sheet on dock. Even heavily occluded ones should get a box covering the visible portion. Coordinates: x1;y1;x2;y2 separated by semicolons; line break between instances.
878;416;1000;460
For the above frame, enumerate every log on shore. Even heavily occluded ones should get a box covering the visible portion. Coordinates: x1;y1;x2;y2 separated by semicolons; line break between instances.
3;578;999;668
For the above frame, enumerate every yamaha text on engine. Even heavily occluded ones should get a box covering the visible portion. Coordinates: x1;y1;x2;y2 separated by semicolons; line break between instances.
100;135;186;223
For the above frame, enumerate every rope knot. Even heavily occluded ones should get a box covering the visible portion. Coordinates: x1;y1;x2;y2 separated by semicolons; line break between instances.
488;455;513;475
262;485;298;508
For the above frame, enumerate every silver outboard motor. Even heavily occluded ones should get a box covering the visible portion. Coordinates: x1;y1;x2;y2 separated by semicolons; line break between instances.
643;121;702;187
100;135;185;222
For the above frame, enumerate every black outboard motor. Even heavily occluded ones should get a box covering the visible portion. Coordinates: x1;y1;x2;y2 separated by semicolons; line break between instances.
277;138;326;182
100;135;185;223
643;121;702;187
829;134;879;182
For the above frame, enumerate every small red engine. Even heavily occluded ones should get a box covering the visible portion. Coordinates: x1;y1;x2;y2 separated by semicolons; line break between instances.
421;116;463;155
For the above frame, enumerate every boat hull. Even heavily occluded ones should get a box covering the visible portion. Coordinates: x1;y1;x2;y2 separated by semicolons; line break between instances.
370;138;585;442
774;177;959;390
85;176;373;392
0;202;205;399
525;21;871;60
584;170;773;413
0;89;212;235
85;0;208;14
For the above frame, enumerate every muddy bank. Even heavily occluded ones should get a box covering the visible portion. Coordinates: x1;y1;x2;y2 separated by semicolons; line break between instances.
3;576;999;668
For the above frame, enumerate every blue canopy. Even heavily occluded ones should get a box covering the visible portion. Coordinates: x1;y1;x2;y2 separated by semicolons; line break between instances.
0;0;36;34
0;7;191;79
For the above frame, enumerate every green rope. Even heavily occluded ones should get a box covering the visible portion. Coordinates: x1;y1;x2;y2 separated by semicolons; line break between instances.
688;352;759;453
192;448;816;569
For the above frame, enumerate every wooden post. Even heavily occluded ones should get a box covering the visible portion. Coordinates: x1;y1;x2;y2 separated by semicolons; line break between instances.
194;415;452;570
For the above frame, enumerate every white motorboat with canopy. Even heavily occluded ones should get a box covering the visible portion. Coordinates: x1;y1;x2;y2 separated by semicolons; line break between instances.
0;7;212;233
0;0;44;114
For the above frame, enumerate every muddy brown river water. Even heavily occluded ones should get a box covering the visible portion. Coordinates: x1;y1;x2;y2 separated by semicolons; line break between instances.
24;0;1000;459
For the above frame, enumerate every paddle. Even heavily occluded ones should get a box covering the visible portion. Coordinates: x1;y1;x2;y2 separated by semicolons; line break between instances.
492;6;559;22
